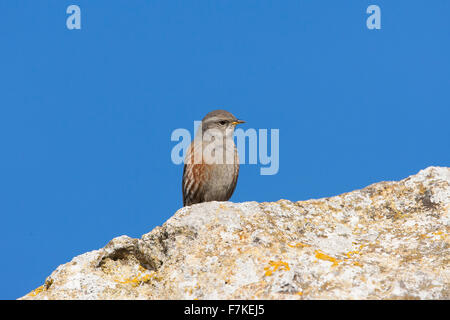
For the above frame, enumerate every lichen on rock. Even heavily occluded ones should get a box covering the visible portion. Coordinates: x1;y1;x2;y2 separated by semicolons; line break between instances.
20;166;449;300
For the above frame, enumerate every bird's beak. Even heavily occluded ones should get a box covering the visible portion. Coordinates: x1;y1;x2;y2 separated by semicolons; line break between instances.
231;120;245;125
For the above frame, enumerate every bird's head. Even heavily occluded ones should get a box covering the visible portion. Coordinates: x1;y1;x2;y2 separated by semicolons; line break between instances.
200;109;245;139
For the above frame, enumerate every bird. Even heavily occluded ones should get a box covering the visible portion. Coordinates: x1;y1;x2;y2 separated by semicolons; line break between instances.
182;110;245;206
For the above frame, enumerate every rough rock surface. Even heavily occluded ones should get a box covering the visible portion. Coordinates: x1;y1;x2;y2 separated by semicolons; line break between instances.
21;167;449;300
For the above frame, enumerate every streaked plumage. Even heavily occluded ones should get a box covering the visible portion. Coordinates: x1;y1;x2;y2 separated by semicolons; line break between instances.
182;110;244;206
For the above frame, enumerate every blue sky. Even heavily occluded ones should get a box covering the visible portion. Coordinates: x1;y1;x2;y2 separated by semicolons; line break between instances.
0;1;449;299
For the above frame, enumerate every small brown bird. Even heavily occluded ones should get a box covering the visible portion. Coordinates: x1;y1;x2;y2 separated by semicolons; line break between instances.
182;110;245;206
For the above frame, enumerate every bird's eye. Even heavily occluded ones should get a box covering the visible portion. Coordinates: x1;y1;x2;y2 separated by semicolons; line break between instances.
219;121;227;126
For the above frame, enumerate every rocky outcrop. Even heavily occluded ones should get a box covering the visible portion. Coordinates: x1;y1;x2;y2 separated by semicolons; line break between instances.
21;167;449;300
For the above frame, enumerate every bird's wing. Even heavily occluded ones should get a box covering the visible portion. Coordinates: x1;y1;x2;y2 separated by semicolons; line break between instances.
225;148;240;200
182;142;207;206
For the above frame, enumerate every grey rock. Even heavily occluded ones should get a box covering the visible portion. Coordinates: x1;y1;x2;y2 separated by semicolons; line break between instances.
20;167;449;300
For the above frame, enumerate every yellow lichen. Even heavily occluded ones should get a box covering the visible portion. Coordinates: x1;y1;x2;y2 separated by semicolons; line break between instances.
138;265;147;273
314;250;341;267
353;261;363;267
27;285;45;297
115;270;156;287
288;242;310;248
432;231;448;240
346;250;359;258
264;260;290;276
343;244;365;267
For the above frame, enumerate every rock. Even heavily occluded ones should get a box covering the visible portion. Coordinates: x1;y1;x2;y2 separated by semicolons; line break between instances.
20;166;450;300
